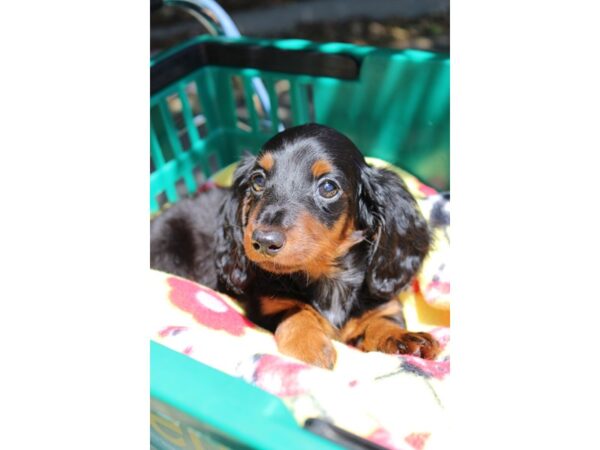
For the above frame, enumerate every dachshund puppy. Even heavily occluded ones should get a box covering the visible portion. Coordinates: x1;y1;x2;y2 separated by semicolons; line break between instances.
151;123;440;368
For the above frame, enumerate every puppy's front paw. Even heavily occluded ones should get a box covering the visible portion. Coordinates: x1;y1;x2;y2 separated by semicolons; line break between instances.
349;321;441;360
275;327;337;369
388;331;440;360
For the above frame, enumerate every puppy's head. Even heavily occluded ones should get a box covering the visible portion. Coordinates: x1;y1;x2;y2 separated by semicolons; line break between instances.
239;124;367;279
217;123;430;299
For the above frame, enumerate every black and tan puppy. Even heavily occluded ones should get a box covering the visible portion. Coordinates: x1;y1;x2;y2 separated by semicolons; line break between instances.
151;123;439;368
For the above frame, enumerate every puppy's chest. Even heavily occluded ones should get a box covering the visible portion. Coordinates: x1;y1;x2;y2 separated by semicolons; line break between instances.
253;262;367;329
311;267;365;328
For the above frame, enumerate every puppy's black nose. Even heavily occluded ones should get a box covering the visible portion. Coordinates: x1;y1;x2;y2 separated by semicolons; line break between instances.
251;229;285;256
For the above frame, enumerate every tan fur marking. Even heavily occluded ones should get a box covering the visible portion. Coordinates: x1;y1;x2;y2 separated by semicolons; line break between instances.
292;211;358;278
311;159;333;178
257;152;274;171
259;297;336;335
259;296;303;316
241;193;252;227
243;206;363;279
259;296;338;368
340;300;403;342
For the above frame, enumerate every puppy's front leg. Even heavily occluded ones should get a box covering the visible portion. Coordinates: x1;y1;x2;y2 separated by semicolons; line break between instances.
341;300;440;360
258;297;338;369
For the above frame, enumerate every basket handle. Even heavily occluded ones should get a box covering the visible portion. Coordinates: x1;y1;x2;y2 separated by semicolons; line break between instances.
151;0;277;120
151;39;361;96
151;0;243;38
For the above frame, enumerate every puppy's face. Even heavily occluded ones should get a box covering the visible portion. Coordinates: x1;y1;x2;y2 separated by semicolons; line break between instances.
218;124;430;299
237;128;366;278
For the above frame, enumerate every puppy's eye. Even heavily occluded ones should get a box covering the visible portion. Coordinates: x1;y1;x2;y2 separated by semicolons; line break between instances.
250;172;266;192
318;179;340;199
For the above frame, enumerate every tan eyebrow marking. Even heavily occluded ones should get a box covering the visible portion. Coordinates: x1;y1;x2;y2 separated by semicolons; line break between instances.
257;152;274;171
311;159;333;178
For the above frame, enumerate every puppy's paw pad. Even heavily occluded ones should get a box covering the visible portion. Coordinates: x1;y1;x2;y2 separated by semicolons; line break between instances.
393;332;440;360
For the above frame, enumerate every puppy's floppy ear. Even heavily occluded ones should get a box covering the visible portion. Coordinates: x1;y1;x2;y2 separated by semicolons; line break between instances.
358;165;431;299
215;154;256;294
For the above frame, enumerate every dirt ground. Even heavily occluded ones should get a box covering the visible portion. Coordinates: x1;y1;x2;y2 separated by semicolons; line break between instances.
151;2;449;54
272;15;449;51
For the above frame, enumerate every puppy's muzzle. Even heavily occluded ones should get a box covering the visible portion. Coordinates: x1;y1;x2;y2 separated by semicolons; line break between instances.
251;229;286;256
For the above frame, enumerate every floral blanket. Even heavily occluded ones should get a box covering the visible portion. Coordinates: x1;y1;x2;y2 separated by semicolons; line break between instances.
151;161;450;450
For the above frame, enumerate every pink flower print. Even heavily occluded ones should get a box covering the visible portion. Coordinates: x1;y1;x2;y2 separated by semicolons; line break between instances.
158;326;188;338
417;182;438;197
366;427;399;449
424;279;450;299
156;325;195;355
167;277;254;336
405;432;431;450
428;327;450;351
250;354;312;397
401;355;450;381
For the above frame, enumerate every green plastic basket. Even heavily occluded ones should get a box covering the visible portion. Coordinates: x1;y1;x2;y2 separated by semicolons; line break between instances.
150;35;449;213
151;342;345;450
150;35;449;449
